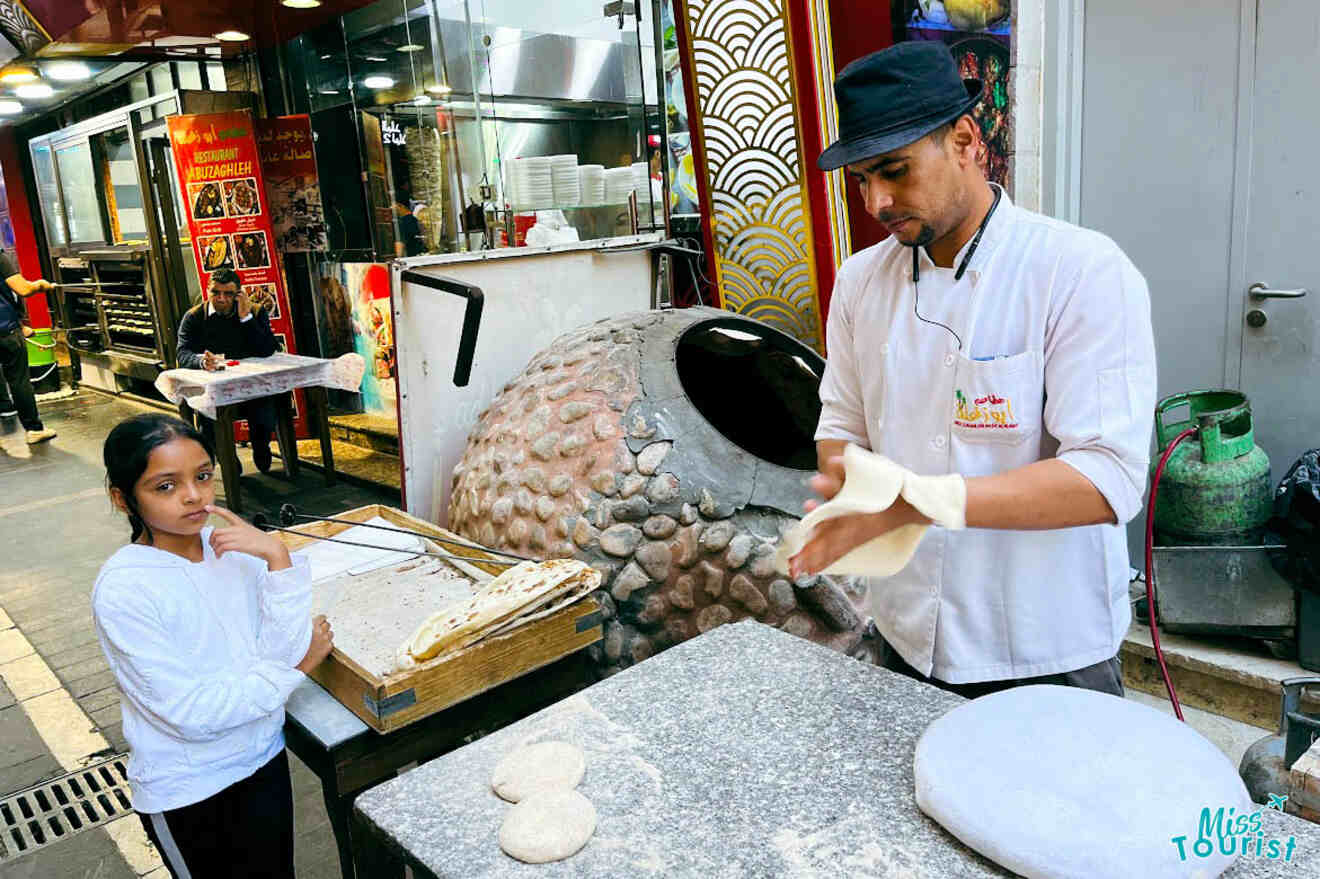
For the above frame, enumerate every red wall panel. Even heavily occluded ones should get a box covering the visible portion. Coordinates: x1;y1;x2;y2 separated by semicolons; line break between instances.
826;0;896;255
0;129;52;328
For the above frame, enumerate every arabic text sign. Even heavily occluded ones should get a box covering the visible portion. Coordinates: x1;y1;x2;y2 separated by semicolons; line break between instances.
256;115;328;253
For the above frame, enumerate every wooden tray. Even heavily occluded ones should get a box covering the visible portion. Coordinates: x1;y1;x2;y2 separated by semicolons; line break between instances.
275;504;603;733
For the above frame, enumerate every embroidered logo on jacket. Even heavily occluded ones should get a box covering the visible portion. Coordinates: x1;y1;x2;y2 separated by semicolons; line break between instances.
954;389;1018;429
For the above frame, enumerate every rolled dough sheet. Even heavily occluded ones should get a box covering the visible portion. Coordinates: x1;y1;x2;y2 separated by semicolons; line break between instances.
293;516;424;586
774;444;966;577
491;741;586;803
315;557;477;678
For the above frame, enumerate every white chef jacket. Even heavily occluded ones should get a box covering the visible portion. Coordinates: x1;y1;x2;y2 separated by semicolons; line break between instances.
815;189;1156;683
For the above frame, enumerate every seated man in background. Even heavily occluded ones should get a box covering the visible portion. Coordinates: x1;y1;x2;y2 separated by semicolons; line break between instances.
177;268;281;472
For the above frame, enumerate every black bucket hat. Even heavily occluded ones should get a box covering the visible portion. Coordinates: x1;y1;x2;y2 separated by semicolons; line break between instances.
818;42;982;172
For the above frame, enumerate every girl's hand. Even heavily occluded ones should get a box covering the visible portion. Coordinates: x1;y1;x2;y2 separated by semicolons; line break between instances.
204;505;293;571
297;615;334;673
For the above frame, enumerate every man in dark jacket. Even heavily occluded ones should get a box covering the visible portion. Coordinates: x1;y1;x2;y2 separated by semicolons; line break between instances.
177;269;281;472
0;249;57;444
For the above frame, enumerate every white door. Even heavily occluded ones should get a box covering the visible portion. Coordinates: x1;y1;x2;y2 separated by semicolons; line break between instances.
1235;0;1318;480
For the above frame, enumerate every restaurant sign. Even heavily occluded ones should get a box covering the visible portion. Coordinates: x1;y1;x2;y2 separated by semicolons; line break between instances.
167;110;308;437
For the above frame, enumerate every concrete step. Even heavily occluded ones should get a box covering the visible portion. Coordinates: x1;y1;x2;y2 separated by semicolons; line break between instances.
1120;623;1320;733
328;413;399;456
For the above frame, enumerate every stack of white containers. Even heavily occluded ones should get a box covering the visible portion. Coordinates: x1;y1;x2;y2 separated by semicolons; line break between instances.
577;165;605;206
604;167;634;205
509;157;553;210
631;162;651;205
550;155;580;207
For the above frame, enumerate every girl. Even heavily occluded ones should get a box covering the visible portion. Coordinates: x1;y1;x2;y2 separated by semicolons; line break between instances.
92;413;333;878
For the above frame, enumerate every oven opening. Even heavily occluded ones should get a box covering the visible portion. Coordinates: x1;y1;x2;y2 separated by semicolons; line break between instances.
675;319;824;472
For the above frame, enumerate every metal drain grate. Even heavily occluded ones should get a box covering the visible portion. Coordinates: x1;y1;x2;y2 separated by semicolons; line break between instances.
0;754;132;862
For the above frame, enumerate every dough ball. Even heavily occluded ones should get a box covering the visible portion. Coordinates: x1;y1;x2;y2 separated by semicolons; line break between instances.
491;741;586;803
498;789;597;864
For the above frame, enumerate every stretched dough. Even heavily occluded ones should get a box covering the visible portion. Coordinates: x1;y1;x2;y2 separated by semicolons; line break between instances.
774;444;966;577
499;789;597;864
491;741;586;803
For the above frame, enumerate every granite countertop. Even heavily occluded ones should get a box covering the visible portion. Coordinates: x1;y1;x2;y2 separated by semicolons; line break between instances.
354;621;1320;878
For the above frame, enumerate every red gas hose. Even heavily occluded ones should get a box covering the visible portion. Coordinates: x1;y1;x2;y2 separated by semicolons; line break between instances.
1145;427;1197;722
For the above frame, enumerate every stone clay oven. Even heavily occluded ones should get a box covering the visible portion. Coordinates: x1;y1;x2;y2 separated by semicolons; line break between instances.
447;308;875;676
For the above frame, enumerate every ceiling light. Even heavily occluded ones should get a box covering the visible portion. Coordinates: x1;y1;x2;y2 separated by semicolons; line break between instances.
214;30;250;42
281;0;322;7
318;88;340;95
397;44;424;53
414;94;431;104
0;100;22;115
364;56;387;62
363;75;394;89
426;83;451;95
0;68;37;84
15;83;53;99
45;61;91;82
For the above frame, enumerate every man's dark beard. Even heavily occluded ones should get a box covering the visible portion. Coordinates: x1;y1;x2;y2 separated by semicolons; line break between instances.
892;222;936;248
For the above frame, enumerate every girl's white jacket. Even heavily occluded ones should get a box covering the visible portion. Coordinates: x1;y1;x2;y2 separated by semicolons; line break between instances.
91;526;313;814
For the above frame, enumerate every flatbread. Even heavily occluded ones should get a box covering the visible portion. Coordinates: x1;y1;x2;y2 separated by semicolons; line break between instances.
491;741;586;803
499;789;597;864
396;559;600;668
774;444;966;577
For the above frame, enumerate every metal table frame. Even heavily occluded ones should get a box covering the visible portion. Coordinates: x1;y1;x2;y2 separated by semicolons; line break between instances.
282;652;593;879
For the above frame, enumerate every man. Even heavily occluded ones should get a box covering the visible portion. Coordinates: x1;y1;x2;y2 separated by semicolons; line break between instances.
393;196;425;257
177;269;280;472
0;249;57;444
789;43;1156;699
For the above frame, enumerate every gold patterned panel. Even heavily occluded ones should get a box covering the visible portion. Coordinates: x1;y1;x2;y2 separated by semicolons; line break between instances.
684;0;824;351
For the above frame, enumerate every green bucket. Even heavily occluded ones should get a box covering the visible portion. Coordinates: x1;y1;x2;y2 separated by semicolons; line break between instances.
25;328;54;368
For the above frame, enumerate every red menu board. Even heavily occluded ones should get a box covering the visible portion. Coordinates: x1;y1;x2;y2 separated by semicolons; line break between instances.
167;110;308;439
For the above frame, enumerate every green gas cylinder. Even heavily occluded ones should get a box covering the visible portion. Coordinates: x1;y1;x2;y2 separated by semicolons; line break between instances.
1151;390;1272;545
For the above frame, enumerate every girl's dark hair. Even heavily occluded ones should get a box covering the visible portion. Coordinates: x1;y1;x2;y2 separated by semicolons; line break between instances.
103;414;215;543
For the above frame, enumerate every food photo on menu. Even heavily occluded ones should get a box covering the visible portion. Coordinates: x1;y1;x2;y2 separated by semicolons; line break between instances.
247;283;280;319
197;233;234;271
234;231;271;269
187;182;225;219
223;177;261;217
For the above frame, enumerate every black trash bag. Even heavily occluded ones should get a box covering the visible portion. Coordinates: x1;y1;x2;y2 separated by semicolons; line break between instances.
1266;449;1320;596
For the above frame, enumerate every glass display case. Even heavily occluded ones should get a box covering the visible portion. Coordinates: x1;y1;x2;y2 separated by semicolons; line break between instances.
27;89;253;390
286;0;666;258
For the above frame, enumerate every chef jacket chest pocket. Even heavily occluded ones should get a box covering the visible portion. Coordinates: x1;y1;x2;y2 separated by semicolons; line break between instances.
950;351;1044;446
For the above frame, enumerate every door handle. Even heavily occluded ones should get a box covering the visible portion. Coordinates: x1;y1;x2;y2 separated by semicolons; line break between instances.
1249;282;1309;300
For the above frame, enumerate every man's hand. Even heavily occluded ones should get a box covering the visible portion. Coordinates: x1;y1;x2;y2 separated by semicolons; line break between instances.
20;325;33;339
788;499;930;579
296;615;334;674
804;454;846;513
31;279;54;294
201;350;221;371
204;504;293;571
236;288;251;320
